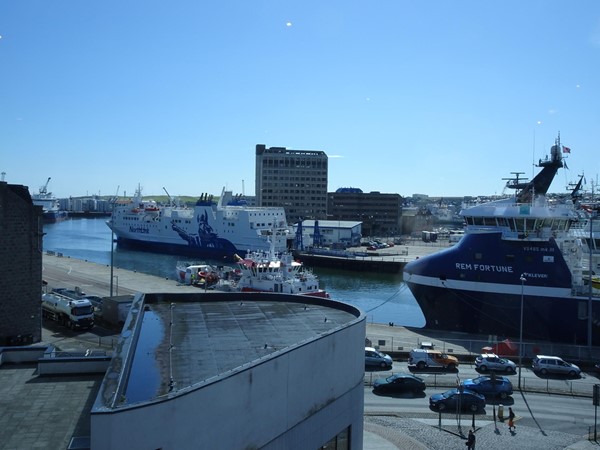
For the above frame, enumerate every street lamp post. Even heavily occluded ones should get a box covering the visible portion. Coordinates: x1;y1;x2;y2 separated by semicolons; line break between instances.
109;188;118;298
518;274;526;389
110;228;114;297
589;211;594;350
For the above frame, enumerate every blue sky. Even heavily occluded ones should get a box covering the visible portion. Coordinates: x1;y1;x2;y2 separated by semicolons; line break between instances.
2;1;599;199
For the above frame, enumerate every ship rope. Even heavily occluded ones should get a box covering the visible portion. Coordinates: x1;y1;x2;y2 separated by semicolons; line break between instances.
364;284;408;313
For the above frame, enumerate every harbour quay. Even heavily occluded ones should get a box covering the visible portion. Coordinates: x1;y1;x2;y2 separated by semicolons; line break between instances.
2;254;599;450
294;238;448;272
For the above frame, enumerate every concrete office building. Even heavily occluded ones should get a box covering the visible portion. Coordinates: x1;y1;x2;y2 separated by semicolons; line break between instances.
0;181;43;346
327;188;403;237
255;144;328;223
92;292;365;450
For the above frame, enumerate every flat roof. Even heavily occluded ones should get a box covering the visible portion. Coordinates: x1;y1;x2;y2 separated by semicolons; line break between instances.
96;293;361;410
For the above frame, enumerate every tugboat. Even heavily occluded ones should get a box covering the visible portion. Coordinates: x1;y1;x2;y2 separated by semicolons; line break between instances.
403;135;600;345
234;241;329;298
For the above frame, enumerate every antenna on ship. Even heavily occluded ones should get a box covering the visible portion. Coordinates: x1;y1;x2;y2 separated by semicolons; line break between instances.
502;172;528;196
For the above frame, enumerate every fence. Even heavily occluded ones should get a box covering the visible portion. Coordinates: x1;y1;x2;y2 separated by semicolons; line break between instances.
366;332;600;366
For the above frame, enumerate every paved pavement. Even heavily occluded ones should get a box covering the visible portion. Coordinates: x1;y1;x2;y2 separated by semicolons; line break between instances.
363;415;600;450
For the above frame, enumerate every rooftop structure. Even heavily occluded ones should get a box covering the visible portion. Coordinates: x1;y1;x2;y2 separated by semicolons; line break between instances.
92;292;365;449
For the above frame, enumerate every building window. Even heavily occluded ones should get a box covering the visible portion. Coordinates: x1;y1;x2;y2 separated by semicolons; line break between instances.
320;426;349;449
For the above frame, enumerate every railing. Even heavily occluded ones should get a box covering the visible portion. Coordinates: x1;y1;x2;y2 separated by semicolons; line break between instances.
363;366;590;398
365;333;600;368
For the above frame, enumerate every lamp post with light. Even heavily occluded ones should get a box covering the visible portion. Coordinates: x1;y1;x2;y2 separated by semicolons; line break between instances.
518;274;526;389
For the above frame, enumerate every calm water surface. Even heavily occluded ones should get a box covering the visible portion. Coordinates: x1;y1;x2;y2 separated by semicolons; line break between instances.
42;217;425;327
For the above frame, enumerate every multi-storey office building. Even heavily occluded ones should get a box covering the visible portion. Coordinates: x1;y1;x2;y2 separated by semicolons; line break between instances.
255;144;328;223
327;188;403;237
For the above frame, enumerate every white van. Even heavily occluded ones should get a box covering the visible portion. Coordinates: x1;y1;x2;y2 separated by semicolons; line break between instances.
409;348;459;370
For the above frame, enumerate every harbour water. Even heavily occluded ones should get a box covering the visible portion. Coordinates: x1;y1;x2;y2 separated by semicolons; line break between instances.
41;217;426;327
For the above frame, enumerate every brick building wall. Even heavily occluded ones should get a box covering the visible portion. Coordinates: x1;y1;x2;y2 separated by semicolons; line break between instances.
327;191;403;237
0;182;43;345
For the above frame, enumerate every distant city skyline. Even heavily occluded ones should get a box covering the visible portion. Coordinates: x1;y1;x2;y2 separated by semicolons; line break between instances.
2;2;600;199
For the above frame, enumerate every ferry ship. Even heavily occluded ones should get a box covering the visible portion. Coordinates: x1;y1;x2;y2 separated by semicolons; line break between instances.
107;187;292;260
403;136;600;345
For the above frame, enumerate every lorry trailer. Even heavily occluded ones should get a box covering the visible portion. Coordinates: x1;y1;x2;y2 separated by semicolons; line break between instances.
41;292;95;330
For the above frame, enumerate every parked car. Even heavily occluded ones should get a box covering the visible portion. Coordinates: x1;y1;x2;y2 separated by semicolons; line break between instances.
372;373;426;394
409;349;458;370
461;375;513;399
475;353;516;373
429;388;485;412
365;347;393;369
532;355;581;377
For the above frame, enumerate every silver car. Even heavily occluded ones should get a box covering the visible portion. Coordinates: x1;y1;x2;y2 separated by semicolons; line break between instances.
365;347;393;369
532;355;581;377
475;353;516;373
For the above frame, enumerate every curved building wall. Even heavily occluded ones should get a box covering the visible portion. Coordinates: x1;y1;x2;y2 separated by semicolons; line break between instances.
91;300;365;449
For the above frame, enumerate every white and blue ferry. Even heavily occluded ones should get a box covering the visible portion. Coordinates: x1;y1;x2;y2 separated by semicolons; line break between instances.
107;187;291;261
404;136;600;345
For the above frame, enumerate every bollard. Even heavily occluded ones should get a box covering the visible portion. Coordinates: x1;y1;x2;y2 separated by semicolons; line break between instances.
498;404;504;421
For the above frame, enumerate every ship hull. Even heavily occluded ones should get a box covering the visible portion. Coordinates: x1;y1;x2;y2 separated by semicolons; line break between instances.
115;236;242;262
405;280;598;345
403;232;600;345
42;210;68;224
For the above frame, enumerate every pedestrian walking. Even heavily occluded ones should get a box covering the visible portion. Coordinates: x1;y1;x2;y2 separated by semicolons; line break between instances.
508;407;516;431
465;429;476;449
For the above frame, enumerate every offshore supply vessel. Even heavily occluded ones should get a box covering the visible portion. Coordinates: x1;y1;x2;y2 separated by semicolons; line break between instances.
403;136;600;345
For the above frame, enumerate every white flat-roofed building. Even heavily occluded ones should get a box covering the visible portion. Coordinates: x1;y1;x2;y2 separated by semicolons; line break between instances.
294;219;362;249
91;292;365;450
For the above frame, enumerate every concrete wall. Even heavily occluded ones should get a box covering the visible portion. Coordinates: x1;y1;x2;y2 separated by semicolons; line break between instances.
91;318;365;450
0;346;48;365
37;356;111;375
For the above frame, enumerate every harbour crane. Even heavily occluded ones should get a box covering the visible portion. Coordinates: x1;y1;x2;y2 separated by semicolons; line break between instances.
40;177;51;194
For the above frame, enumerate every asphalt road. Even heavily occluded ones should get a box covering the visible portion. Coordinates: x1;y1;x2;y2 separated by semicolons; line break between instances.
365;386;597;435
